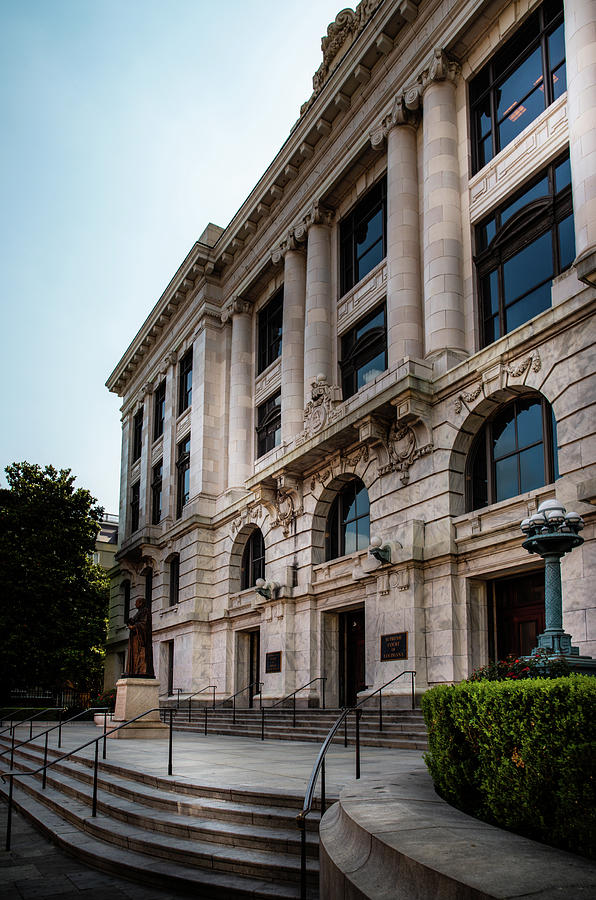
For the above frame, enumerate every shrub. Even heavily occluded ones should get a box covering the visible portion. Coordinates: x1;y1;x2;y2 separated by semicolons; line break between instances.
92;688;116;711
421;676;596;858
467;648;569;682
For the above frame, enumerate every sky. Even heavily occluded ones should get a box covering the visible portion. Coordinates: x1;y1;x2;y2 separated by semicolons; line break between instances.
0;0;345;513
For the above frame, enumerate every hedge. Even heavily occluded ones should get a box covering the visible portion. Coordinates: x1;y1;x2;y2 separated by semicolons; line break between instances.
421;676;596;859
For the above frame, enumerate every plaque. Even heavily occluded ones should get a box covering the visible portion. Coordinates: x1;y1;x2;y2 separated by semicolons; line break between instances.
380;632;408;661
265;651;282;673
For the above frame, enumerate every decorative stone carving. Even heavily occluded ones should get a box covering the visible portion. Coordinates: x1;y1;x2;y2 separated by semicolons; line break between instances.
505;350;542;378
310;469;333;492
378;411;434;484
454;384;484;414
272;471;303;537
294;202;334;242
142;380;154;397
221;297;252;324
229;503;265;538
419;49;461;95
341;443;369;472
271;230;305;266
163;350;177;368
370;93;419;149
302;375;343;437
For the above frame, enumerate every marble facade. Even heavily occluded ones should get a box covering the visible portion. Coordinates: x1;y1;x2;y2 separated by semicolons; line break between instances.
104;0;596;707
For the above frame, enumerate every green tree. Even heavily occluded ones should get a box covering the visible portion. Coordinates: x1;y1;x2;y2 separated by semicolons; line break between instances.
0;462;110;699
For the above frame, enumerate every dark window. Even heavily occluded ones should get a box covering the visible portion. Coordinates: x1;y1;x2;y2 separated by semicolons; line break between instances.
241;529;265;590
256;391;281;457
468;395;558;510
178;348;193;415
130;481;140;533
145;568;153;606
475;154;573;349
470;1;565;173
132;409;143;462
258;290;283;374
169;555;180;606
340;177;387;295
176;435;191;518
151;460;163;525
326;478;370;561
154;380;166;440
340;304;387;399
122;579;131;622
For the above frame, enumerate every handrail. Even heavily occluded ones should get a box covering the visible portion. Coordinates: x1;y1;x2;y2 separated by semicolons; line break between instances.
1;705;177;851
0;707;64;740
295;669;416;899
184;685;217;722
0;707;110;766
260;677;327;738
202;681;262;734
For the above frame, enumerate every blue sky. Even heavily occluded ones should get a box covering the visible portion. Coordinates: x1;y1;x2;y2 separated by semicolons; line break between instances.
0;0;344;512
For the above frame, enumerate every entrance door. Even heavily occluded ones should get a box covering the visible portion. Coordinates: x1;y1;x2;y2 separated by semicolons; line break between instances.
339;609;365;707
490;572;545;660
248;630;260;708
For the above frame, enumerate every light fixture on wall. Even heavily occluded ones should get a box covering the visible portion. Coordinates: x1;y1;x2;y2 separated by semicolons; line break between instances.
369;536;392;564
255;579;279;600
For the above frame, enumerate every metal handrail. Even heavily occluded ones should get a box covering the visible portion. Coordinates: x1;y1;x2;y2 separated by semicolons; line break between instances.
295;669;416;899
260;677;327;738
183;684;217;722
0;708;110;767
202;681;262;734
1;705;176;851
0;707;64;740
355;669;416;731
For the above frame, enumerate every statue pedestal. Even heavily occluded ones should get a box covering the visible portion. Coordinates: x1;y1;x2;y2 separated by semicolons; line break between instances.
109;677;168;739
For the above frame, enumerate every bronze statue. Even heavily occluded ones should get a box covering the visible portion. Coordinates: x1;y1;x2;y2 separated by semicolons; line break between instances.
124;598;154;678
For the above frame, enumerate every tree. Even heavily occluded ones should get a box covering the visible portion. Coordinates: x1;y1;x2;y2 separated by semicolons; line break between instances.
0;462;110;700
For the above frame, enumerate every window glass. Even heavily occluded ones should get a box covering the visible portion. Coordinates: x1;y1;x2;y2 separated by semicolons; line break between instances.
552;60;566;98
340;178;386;294
519;444;546;494
241;529;265;590
503;233;554;305
501;177;549;225
325;478;370;560
495;454;518;503
258;290;283;374
557;214;575;270
341;304;387;400
554;158;571;192
256;391;281;457
496;47;543;122
498;82;545;149
548;22;565;67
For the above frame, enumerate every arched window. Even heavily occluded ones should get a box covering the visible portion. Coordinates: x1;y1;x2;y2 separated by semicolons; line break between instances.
169;555;180;607
326;478;370;561
468;395;558;510
241;529;265;590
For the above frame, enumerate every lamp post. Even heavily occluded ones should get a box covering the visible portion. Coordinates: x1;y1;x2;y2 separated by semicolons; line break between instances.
520;499;595;672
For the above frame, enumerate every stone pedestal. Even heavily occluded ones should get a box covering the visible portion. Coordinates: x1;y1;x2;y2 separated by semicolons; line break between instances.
109;677;168;739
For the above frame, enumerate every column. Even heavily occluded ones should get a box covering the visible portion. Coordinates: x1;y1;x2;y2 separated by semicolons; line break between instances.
224;299;253;488
119;413;130;535
386;96;424;366
421;50;465;360
279;244;306;442
302;207;334;405
161;352;177;522
564;0;596;284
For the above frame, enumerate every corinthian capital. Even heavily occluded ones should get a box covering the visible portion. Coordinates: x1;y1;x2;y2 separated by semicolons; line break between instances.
419;49;461;95
294;201;334;240
271;230;306;265
221;297;252;323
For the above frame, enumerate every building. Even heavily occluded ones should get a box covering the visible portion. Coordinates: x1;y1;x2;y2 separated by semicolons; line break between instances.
105;0;595;707
94;513;119;572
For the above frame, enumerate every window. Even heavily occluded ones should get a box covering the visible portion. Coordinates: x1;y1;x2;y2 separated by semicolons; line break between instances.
145;567;153;606
132;409;143;462
122;579;131;622
169;555;180;606
256;391;281;457
130;481;140;533
468;395;558;511
470;0;565;173
176;435;190;518
151;460;163;525
241;529;265;590
154;380;166;440
178;348;193;415
326;478;370;561
258;290;283;374
475;154;574;348
340;177;387;295
340;304;387;399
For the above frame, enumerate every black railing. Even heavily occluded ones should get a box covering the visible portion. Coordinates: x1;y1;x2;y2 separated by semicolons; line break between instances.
0;708;110;771
295;669;416;899
202;681;262;735
260;677;327;740
1;706;176;851
183;684;217;722
0;708;63;740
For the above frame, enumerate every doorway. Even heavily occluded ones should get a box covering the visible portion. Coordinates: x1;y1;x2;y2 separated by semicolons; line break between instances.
236;629;261;708
338;608;366;707
488;571;545;660
248;630;260;707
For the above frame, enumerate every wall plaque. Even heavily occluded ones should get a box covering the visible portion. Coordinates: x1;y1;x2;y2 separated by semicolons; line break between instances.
380;632;408;661
265;651;282;673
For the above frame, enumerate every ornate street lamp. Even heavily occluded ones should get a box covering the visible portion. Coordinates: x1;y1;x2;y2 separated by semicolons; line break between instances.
521;499;595;672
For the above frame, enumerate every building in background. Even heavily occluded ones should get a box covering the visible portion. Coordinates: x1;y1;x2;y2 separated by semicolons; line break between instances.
94;513;119;572
105;0;595;706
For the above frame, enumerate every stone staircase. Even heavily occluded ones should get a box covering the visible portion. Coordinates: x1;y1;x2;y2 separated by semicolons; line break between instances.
0;735;320;898
169;706;428;751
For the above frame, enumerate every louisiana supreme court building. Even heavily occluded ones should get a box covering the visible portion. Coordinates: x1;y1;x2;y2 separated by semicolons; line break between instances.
105;0;596;708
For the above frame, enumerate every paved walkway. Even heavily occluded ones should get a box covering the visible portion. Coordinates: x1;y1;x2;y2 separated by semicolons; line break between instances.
0;722;427;898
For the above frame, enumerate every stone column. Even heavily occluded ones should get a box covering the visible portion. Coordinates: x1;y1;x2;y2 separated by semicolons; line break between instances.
160;351;177;522
223;299;253;488
300;206;334;405
273;238;306;442
119;413;130;534
420;50;465;363
564;0;596;285
384;95;424;365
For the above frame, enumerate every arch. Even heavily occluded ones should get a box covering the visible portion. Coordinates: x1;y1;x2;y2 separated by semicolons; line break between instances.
311;474;371;564
464;391;558;511
229;523;268;595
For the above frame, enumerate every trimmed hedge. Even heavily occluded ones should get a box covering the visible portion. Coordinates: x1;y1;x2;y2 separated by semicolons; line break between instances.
421;676;596;859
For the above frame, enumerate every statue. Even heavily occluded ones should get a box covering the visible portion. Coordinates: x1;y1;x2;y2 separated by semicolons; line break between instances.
124;598;154;678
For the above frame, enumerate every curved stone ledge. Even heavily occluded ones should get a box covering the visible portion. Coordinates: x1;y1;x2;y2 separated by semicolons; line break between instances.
319;769;596;899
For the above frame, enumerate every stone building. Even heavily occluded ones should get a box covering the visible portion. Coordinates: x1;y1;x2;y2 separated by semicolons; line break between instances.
105;0;595;706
